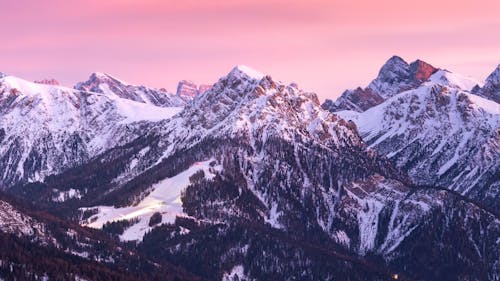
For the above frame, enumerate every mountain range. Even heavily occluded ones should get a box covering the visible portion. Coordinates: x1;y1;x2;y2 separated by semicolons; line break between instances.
0;58;498;281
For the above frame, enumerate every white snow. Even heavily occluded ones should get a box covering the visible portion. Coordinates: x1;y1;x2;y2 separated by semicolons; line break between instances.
438;151;460;176
234;65;264;80
113;96;183;123
0;74;186;185
95;72;133;86
356;198;384;254
265;203;283;229
222;265;250;281
0;200;48;239
338;68;499;200
82;159;221;241
466;93;500;115
53;188;82;202
428;70;481;91
334;110;360;123
347;77;499;147
98;83;183;122
334;230;351;247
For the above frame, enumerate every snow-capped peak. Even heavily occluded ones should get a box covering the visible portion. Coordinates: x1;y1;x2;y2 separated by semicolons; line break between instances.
0;73;184;187
367;56;438;99
323;56;440;113
75;72;185;107
92;71;110;78
174;66;361;150
77;72;131;89
190;65;268;110
229;65;265;81
337;73;499;210
427;70;481;91
1;74;76;96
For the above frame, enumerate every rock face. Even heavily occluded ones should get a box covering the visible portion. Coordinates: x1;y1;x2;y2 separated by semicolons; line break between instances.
369;57;438;99
176;80;212;100
34;78;59;85
337;70;500;213
472;64;500;103
410;59;437;81
323;56;438;112
10;65;498;281
197;84;212;94
322;87;385;112
176;80;198;99
75;72;185;107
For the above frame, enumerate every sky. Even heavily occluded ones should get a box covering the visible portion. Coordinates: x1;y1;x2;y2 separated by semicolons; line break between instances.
1;0;499;101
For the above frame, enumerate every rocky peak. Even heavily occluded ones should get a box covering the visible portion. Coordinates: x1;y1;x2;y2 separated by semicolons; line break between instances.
179;65;361;149
228;65;265;81
337;75;499;211
75;72;184;107
75;72;124;93
471;65;500;103
486;64;500;85
369;56;438;98
34;78;60;85
92;72;120;82
481;64;500;92
176;80;198;99
409;59;438;81
180;66;264;129
176;80;212;100
376;56;411;83
324;56;439;113
198;84;212;94
253;74;321;106
322;87;384;113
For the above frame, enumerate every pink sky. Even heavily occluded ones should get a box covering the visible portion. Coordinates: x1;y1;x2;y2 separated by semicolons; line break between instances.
1;0;499;101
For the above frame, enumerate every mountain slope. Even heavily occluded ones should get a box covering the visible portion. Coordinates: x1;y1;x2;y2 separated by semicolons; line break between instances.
322;87;385;112
472;64;500;103
338;70;500;212
0;74;182;188
74;65;404;239
0;191;198;281
13;65;498;281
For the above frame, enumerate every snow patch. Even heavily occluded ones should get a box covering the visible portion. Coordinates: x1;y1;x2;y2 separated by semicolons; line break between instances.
265;203;283;229
53;189;82;202
234;65;264;80
357;199;384;254
222;265;251;281
428;70;481;91
81;159;221;241
334;230;351;247
114;97;182;124
465;93;500;115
